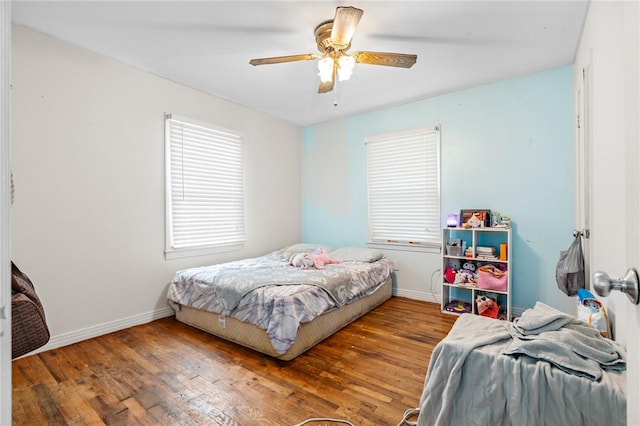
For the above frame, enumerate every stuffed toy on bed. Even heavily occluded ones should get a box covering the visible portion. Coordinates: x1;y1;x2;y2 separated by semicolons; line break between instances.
289;252;315;269
289;248;342;269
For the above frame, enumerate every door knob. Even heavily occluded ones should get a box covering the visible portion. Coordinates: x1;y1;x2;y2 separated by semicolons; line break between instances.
592;268;640;305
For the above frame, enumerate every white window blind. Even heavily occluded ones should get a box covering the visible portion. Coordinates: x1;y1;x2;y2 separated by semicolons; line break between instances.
165;114;245;253
366;126;440;246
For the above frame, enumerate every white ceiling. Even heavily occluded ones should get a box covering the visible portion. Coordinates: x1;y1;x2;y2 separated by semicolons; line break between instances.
11;1;590;126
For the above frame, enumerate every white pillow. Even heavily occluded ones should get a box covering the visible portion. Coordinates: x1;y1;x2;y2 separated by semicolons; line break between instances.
282;243;334;259
329;247;384;263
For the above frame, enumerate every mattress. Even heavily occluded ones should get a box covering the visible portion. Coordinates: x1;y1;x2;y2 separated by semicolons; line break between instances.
175;277;392;360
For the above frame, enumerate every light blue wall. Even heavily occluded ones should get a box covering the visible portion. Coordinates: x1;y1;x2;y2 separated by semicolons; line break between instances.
302;66;575;311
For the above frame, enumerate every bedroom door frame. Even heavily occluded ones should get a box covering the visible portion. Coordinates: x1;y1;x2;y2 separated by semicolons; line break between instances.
0;1;11;424
575;64;591;286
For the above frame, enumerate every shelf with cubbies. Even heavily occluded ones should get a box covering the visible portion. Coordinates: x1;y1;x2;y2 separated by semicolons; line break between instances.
441;227;512;321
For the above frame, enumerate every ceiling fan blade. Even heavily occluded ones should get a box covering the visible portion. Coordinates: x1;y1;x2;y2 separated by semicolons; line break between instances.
330;6;363;49
352;51;417;68
249;53;318;66
318;78;335;94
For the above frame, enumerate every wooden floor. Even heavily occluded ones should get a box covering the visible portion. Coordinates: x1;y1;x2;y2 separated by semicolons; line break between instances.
12;297;457;425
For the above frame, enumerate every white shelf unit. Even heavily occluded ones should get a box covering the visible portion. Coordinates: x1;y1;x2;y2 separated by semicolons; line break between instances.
441;227;512;321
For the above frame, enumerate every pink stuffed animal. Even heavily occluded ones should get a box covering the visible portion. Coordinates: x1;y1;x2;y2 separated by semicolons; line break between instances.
309;248;342;269
290;248;343;269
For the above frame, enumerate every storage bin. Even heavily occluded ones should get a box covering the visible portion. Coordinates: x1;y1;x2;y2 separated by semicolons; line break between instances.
477;265;508;291
446;245;463;256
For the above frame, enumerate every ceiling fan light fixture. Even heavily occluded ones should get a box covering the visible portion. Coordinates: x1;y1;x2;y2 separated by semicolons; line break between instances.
318;56;334;83
331;6;364;49
337;54;355;81
249;6;417;94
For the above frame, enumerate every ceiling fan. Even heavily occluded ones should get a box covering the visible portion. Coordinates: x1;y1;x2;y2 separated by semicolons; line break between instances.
249;6;417;94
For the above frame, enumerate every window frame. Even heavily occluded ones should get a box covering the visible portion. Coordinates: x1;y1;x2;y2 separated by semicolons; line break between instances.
164;113;245;259
365;125;441;252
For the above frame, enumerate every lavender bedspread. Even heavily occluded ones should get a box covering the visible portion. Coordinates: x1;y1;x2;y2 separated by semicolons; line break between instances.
167;250;394;354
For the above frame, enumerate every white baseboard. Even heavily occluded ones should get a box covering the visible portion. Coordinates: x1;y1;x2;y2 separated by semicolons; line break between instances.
393;288;440;304
26;305;175;356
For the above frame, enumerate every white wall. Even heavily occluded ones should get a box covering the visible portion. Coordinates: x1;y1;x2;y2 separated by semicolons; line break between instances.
11;25;302;351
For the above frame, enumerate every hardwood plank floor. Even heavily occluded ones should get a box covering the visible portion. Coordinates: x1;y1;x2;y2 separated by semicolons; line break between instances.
12;297;457;425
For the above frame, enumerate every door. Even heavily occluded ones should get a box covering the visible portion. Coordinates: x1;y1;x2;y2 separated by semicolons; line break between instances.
588;64;640;426
588;74;640;424
584;2;640;423
622;2;640;417
614;3;639;423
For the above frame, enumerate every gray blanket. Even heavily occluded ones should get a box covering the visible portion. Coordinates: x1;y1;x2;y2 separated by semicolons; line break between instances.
172;253;352;311
506;302;626;381
418;306;627;426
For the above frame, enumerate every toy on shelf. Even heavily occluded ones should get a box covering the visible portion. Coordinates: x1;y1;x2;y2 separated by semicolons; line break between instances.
476;294;501;318
445;300;472;314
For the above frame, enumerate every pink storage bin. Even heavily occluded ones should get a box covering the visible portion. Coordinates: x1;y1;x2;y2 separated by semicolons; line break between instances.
477;265;508;291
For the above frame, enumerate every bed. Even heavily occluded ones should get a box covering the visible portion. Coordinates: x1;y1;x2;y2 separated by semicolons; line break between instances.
167;244;394;361
417;302;627;426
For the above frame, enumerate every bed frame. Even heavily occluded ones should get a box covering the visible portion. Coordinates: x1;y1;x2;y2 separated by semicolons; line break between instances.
175;277;392;360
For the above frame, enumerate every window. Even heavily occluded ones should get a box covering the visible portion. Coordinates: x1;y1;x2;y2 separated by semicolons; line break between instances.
366;126;441;248
165;114;245;258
